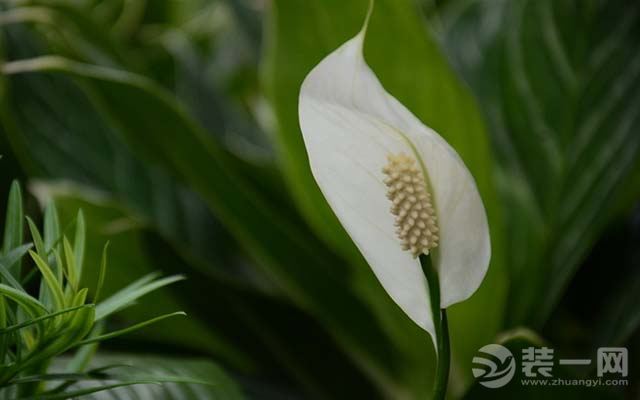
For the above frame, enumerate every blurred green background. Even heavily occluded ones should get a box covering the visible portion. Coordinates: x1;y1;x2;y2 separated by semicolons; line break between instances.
0;0;639;398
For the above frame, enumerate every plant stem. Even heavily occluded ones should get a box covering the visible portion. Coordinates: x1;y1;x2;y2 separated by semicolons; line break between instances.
420;254;450;400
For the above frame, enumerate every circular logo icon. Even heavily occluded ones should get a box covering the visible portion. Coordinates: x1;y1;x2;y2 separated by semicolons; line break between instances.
472;344;515;388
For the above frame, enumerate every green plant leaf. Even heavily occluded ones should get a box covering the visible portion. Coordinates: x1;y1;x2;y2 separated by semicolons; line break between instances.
1;8;392;397
43;202;61;256
29;250;65;311
0;244;31;291
0;4;127;69
39;354;245;400
0;261;24;293
0;14;254;284
0;283;47;318
75;312;186;346
93;241;108;304
0;304;89;335
73;210;85;281
16;305;96;376
431;0;640;327
43;187;383;398
2;180;23;277
95;275;184;321
34;188;259;362
585;218;640;348
25;217;46;258
62;237;78;292
0;55;403;391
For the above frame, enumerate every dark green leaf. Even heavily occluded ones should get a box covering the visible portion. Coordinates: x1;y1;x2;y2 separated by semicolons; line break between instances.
40;354;245;400
0;27;239;281
432;0;640;326
1;55;402;392
45;170;384;399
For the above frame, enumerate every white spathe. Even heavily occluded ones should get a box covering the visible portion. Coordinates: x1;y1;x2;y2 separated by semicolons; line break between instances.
298;24;490;339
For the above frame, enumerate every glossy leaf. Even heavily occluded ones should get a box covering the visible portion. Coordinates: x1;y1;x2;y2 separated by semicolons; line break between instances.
432;0;640;326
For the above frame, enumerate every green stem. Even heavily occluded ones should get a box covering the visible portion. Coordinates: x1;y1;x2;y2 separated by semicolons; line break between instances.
420;254;450;400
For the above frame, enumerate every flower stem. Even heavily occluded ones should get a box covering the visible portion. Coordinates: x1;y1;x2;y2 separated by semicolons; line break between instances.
420;254;450;400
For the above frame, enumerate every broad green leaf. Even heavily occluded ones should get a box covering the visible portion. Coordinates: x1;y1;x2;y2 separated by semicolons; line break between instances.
0;5;272;287
158;5;272;162
38;168;386;398
1;55;401;392
45;354;245;400
0;25;240;284
580;218;640;349
262;2;355;258
4;5;389;397
431;0;640;327
0;4;127;68
33;186;258;366
595;270;640;347
263;0;507;393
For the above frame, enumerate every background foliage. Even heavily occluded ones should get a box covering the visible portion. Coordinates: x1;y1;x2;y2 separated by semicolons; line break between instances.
1;0;639;398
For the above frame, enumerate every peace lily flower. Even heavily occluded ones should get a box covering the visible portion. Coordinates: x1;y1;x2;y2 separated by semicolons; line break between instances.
297;12;491;348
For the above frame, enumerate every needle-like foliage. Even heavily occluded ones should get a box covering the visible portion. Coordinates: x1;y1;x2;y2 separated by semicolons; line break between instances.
0;181;194;399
